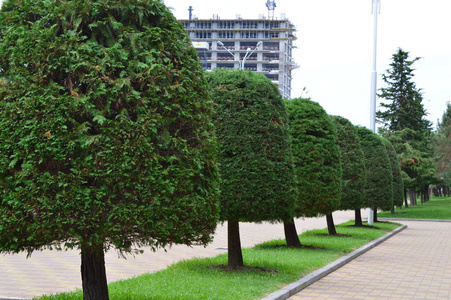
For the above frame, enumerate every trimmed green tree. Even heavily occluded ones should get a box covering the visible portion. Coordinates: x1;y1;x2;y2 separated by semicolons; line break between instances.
285;98;341;239
207;69;297;266
0;1;219;299
355;126;393;222
382;138;404;213
332;116;367;226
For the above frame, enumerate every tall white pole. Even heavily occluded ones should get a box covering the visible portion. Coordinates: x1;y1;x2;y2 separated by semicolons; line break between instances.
368;0;380;226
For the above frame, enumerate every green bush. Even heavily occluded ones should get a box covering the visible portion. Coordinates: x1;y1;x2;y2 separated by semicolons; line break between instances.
355;126;393;211
332;116;366;211
383;138;404;208
207;69;297;266
285;98;341;218
0;0;219;298
207;69;296;223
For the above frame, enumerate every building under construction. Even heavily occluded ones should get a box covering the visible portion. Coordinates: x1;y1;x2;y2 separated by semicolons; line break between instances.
179;1;297;98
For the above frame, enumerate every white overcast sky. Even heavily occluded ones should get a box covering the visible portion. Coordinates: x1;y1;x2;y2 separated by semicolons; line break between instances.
163;0;451;129
1;0;450;129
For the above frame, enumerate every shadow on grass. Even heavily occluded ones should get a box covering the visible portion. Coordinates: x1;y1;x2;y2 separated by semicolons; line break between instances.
256;243;325;251
315;233;352;237
207;264;278;273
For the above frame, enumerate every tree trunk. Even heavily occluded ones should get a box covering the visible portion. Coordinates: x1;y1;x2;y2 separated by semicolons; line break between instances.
373;208;378;223
420;187;425;204
326;213;337;235
391;205;395;214
354;209;363;227
409;188;417;206
81;244;109;300
424;185;430;202
227;220;244;267
284;218;302;247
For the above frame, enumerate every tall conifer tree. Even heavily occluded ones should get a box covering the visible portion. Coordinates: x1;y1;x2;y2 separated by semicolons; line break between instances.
376;48;430;135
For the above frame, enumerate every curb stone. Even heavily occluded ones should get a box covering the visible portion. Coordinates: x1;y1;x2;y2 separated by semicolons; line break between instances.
261;224;408;300
379;217;451;222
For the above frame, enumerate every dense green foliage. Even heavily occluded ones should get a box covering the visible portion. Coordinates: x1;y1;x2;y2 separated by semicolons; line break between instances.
382;138;404;208
355;126;393;211
332;116;366;211
207;69;296;222
285;98;341;217
0;0;219;255
376;48;434;203
434;103;451;186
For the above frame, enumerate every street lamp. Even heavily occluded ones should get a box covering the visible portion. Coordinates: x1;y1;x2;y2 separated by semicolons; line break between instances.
368;0;381;226
241;41;263;70
217;41;263;70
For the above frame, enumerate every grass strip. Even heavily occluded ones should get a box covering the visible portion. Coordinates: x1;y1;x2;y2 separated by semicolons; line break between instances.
378;196;451;220
37;221;400;300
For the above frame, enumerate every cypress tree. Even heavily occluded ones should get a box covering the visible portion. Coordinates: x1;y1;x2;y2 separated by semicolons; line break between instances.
332;116;367;226
0;1;219;299
207;69;297;266
285;98;341;239
355;126;393;221
382;138;404;212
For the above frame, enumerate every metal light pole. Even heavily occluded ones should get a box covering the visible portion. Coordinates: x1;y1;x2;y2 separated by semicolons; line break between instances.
368;0;381;226
217;41;239;69
218;41;263;70
241;41;262;70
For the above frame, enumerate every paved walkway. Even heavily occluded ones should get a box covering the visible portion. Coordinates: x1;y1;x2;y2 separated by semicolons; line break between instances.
289;220;451;299
0;211;359;299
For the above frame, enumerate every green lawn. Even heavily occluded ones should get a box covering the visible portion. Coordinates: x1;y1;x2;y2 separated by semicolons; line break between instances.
378;196;451;220
37;221;399;300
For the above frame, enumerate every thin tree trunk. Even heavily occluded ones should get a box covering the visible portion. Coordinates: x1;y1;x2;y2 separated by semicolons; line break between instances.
326;213;337;235
227;220;243;267
391;205;395;214
284;218;302;247
409;188;417;206
420;187;425;204
373;208;378;223
354;209;363;226
81;244;109;300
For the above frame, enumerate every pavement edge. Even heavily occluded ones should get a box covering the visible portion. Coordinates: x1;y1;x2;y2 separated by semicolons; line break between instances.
260;224;408;300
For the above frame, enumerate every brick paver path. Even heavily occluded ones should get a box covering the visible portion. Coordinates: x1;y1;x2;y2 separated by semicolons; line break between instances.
289;220;451;299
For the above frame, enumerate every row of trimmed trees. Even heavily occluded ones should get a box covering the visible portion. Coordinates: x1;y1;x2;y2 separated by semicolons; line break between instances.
0;1;417;299
207;68;404;268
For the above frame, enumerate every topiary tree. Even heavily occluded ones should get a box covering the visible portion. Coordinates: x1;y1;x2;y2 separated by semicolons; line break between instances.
382;138;404;213
0;1;219;299
355;126;393;222
284;98;341;241
332;116;367;226
207;69;297;267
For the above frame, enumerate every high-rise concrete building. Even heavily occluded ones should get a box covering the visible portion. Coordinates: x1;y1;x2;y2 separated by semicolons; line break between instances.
179;14;297;99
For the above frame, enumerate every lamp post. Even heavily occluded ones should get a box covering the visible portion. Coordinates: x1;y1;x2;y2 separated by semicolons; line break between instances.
368;0;381;226
217;41;262;70
242;41;263;70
